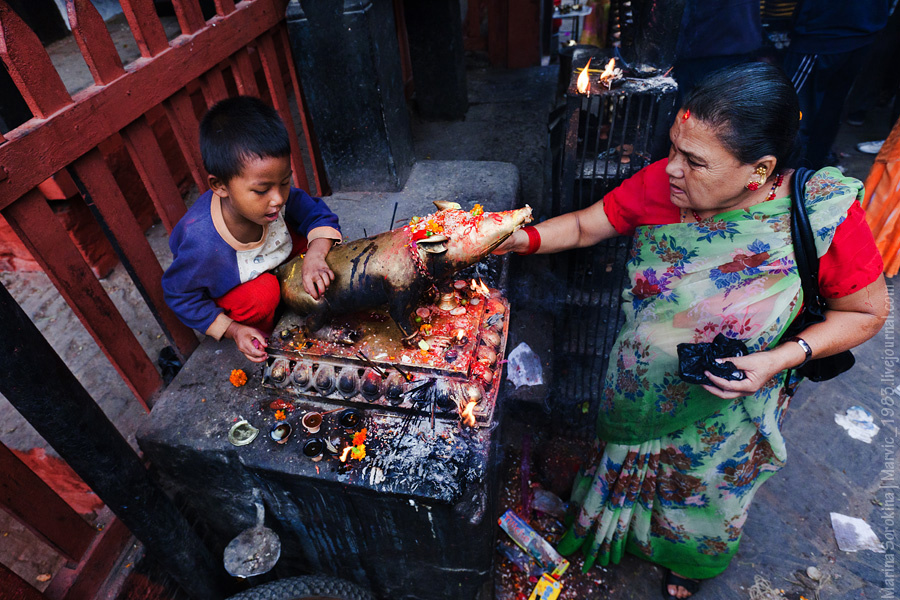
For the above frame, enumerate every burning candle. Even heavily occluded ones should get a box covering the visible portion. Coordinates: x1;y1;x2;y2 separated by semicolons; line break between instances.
460;401;477;428
599;58;623;89
470;279;491;297
339;445;353;462
577;58;591;95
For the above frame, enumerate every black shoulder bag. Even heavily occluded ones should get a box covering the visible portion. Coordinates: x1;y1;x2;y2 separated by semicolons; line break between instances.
781;167;855;390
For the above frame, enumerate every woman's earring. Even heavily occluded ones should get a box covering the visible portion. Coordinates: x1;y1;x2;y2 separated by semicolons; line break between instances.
746;166;767;191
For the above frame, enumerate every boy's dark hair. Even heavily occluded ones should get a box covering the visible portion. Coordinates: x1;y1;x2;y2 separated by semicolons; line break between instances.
199;96;291;182
682;62;802;174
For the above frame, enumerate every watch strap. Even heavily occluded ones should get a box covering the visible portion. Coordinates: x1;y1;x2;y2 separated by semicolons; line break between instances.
787;336;813;367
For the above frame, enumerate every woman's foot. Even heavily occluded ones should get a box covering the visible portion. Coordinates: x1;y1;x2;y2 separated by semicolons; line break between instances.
662;570;700;599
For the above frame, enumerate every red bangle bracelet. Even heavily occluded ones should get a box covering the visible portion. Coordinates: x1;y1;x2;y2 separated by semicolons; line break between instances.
518;226;541;255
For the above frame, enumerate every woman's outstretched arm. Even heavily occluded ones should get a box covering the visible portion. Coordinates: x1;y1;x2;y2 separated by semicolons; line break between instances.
494;198;621;255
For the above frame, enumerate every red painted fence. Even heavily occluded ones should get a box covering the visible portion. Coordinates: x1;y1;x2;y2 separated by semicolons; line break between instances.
0;0;319;596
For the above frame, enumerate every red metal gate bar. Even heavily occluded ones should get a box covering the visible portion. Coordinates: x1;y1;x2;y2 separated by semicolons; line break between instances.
43;517;132;600
0;442;96;562
119;0;170;58
162;89;209;192
214;0;236;16
0;0;291;211
69;0;188;233
0;2;70;119
68;0;124;86
277;25;324;195
68;150;199;358
230;46;260;98
200;67;230;108
2;190;161;406
258;31;309;191
171;0;206;35
121;116;188;233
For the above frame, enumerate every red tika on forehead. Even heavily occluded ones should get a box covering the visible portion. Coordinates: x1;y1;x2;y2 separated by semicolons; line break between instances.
682;109;691;122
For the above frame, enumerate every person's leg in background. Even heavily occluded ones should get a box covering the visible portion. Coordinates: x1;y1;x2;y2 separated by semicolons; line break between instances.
785;46;872;169
781;50;817;165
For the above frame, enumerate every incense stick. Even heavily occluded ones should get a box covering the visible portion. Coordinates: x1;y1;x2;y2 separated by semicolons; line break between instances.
389;201;398;232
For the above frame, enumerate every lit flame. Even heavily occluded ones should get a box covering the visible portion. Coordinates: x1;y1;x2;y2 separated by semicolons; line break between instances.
339;446;352;462
470;279;490;296
599;58;622;88
599;58;616;80
576;58;591;94
461;401;477;428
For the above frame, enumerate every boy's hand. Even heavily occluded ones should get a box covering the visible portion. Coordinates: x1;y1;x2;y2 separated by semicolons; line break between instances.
302;238;335;300
224;322;268;363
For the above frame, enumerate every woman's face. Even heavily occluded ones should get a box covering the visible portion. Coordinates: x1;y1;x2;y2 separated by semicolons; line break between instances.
665;110;761;216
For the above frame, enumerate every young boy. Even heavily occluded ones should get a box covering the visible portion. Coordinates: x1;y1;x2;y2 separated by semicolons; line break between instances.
162;96;341;363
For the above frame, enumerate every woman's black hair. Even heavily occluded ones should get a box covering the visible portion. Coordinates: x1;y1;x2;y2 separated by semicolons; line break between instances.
682;62;801;173
199;96;291;182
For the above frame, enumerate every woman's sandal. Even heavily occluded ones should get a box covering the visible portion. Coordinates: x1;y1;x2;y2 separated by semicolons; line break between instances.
662;570;701;599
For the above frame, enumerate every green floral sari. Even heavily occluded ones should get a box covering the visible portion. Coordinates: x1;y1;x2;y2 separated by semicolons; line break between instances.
557;168;861;578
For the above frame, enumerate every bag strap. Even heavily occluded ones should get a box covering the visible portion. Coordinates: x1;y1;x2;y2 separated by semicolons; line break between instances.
790;167;826;317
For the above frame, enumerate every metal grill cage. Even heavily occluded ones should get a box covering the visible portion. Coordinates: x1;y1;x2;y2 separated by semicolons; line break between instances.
550;49;677;434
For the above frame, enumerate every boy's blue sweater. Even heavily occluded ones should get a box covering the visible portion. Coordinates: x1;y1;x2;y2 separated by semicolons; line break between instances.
162;187;340;335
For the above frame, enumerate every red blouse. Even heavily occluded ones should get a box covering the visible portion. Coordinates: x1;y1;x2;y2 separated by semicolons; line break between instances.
602;160;883;299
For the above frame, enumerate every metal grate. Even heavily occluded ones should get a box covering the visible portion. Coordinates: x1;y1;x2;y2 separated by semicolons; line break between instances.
550;50;677;433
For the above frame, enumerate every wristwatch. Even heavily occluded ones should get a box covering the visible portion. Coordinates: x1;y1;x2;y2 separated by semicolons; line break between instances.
786;336;813;368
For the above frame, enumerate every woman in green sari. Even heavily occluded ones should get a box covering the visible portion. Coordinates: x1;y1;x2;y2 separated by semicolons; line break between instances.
497;63;889;598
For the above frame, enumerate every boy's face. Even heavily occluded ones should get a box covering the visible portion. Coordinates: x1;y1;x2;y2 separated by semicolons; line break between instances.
210;155;292;230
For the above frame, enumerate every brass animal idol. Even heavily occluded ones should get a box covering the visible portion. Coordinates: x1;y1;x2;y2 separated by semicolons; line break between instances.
277;201;532;340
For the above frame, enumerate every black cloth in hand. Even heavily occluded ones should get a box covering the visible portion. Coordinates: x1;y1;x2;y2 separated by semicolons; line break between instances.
677;333;749;385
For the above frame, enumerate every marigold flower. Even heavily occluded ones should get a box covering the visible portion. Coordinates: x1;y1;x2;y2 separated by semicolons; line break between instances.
471;204;484;216
350;445;366;460
274;409;286;421
229;369;247;387
352;428;368;446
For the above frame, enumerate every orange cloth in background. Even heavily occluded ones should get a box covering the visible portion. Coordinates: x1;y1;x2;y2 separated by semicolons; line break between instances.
862;118;900;276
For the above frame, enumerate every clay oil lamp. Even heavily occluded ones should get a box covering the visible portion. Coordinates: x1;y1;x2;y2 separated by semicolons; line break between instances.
270;422;292;445
339;408;361;428
438;292;458;312
302;438;324;462
481;329;501;349
301;412;323;434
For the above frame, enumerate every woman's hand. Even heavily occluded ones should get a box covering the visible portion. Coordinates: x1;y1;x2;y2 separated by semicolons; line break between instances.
493;229;528;255
302;238;335;299
225;322;268;363
704;276;890;399
701;346;802;399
